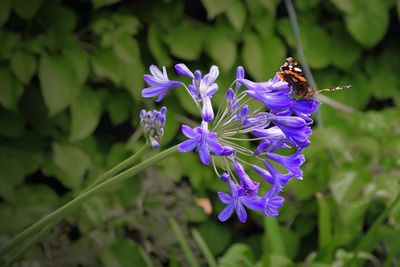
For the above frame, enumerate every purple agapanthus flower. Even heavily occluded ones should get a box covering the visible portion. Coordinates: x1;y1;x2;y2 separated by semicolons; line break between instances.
178;122;233;165
218;180;263;222
142;66;181;102
141;62;323;223
262;187;285;217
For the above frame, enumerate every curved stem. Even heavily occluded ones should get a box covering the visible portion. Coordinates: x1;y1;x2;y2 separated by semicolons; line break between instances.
0;145;178;257
1;144;150;265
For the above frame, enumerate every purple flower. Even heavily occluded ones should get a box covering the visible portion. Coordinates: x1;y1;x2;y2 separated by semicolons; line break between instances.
226;88;239;113
246;90;293;111
252;160;295;191
239;75;290;93
142;66;181;102
236;66;245;90
199;66;219;121
262;187;285;217
175;63;194;78
218;181;263;222
279;99;320;123
233;161;259;195
220;172;230;183
140;106;167;148
265;149;305;177
269;115;312;148
178;122;233;165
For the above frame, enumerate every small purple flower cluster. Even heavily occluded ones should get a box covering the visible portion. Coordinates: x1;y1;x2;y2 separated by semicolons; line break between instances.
140;106;167;149
141;64;320;223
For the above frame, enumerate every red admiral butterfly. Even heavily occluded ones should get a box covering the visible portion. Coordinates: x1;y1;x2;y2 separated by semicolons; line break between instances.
277;57;351;99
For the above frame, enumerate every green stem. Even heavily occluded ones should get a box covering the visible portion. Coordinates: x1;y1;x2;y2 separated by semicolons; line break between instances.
0;145;178;257
1;144;150;265
3;222;56;267
264;217;286;256
192;229;217;267
348;192;400;267
84;143;149;191
169;218;200;267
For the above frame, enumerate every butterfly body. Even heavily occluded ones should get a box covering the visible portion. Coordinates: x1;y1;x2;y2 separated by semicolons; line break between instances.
277;57;351;99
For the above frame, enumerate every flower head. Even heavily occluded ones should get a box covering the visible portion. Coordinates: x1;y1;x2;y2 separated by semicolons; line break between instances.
141;62;321;223
218;181;263;223
177;122;233;165
140;106;167;148
142;66;181;102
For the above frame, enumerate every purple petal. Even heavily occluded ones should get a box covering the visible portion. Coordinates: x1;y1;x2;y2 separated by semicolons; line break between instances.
206;83;218;97
207;137;225;155
142;86;166;98
178;136;200;152
181;125;197;138
235;201;247;223
149;65;164;80
218;192;233;204
242;196;264;211
252;165;274;185
175;63;194;78
203;65;219;85
218;203;235;222
202;97;214;122
198;139;210;165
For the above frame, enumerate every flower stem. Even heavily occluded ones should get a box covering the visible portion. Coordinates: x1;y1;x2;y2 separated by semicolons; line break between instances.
84;143;149;191
0;145;178;257
1;144;150;265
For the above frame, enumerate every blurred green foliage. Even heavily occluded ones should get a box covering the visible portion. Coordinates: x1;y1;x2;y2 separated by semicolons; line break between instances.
0;0;399;266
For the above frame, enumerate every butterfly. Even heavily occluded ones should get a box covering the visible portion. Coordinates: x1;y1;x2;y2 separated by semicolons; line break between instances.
277;57;351;99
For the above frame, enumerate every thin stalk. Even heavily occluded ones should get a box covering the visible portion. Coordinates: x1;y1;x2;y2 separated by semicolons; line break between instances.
3;222;56;267
169;218;200;267
0;145;178;257
1;144;150;264
192;229;217;267
85;143;149;191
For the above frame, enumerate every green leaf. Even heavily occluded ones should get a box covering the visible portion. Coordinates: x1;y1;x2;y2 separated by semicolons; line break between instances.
12;0;43;20
345;1;389;48
70;88;102;142
218;243;254;267
0;109;24;138
105;239;147;267
52;143;91;190
242;33;285;81
10;50;37;84
201;0;229;19
330;27;362;70
91;48;122;85
0;31;20;60
40;4;76;33
112;37;144;101
301;22;333;69
63;46;89;84
164;22;204;60
0;66;24;111
148;24;172;66
92;0;121;9
205;32;236;72
107;92;132;125
226;0;246;32
0;0;11;27
330;0;355;13
39;53;81;115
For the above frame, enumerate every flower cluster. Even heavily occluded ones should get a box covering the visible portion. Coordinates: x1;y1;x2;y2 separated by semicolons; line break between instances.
141;64;319;222
140;106;167;149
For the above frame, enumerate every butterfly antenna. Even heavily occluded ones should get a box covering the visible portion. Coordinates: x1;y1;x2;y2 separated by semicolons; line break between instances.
317;85;351;93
